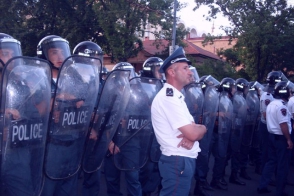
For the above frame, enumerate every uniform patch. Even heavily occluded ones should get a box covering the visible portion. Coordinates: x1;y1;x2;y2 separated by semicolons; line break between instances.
281;108;287;116
166;88;173;96
265;99;271;106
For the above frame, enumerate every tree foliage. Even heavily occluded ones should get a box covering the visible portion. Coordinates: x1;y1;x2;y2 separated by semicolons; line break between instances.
193;0;294;82
0;0;188;62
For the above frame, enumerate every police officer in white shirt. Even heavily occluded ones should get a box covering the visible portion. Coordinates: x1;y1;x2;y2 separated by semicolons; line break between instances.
258;81;293;196
151;47;207;196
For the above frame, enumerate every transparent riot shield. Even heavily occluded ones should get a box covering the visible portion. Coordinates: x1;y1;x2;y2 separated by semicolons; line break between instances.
242;90;260;146
0;56;51;196
200;86;219;155
231;92;247;152
0;59;4;85
112;77;160;170
184;82;204;124
217;92;233;158
82;70;131;173
44;56;100;179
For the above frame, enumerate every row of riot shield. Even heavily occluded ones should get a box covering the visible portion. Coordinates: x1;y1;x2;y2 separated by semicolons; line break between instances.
0;55;102;195
0;54;165;196
83;75;163;172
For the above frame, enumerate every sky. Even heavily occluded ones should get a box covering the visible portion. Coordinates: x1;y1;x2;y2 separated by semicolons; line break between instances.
178;0;294;36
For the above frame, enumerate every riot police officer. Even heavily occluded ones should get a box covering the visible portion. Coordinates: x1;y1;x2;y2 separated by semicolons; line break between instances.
228;78;248;186
37;35;79;196
0;35;52;196
258;71;288;174
104;62;143;196
210;77;235;190
139;57;164;196
72;40;104;196
258;81;293;196
194;75;220;196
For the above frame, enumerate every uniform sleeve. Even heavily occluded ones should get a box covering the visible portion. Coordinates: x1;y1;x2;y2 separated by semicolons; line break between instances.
161;96;192;130
276;105;289;124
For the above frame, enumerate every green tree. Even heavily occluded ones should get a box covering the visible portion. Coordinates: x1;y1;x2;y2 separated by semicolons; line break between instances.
193;0;294;82
93;0;188;62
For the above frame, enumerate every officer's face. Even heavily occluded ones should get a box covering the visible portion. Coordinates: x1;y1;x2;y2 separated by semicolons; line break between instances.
172;62;192;86
0;48;14;64
153;66;163;80
48;48;66;68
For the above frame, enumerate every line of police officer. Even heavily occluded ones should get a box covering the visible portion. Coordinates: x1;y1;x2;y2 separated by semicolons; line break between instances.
0;32;293;196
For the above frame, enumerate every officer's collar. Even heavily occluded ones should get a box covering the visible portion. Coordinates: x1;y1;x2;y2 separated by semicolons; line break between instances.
164;83;184;99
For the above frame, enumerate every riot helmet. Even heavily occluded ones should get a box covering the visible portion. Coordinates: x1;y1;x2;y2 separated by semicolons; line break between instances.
236;78;249;93
142;57;164;80
73;41;104;65
219;77;236;97
37;35;71;69
286;81;294;95
189;66;200;82
273;81;291;101
249;81;264;96
101;66;109;80
0;33;22;64
266;71;288;85
112;62;136;79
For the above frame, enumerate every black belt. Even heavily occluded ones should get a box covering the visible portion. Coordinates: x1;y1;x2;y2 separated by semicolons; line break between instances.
269;133;285;140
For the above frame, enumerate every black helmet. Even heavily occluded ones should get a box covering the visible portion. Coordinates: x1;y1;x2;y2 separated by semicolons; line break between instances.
142;57;164;79
273;81;291;100
112;62;136;79
249;81;264;96
236;78;249;93
0;33;22;64
219;77;236;96
73;41;103;65
266;71;288;85
101;66;109;80
37;35;71;69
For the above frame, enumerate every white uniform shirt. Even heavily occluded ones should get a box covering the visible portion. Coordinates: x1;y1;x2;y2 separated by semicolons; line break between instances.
151;83;200;158
266;99;291;135
287;96;294;119
260;92;274;123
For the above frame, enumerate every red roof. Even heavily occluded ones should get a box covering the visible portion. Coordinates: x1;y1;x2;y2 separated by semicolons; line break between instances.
142;39;220;60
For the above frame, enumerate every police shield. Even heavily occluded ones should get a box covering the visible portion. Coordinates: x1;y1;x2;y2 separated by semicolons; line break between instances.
231;91;247;152
184;82;204;124
217;91;233;158
44;55;100;179
0;56;51;196
0;59;4;83
200;85;219;155
242;89;260;146
135;77;163;163
82;69;131;173
112;77;159;170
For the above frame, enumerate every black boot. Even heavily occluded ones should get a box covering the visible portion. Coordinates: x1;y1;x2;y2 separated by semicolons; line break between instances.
194;181;212;196
229;171;246;185
210;179;228;190
199;180;214;191
240;168;252;180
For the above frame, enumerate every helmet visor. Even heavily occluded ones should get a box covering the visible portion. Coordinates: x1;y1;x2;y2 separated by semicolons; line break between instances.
0;39;22;64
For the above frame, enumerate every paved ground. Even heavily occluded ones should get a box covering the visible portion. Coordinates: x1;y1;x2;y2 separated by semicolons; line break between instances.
95;157;294;196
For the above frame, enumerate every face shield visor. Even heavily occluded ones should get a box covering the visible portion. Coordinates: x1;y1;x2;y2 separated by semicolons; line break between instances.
38;38;71;67
189;66;199;82
203;75;220;88
0;38;22;63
